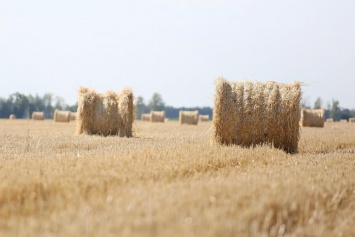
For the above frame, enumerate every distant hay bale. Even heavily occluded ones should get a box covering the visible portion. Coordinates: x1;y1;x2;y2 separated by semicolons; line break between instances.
301;108;325;127
212;77;301;154
179;110;199;125
326;118;334;122
9;114;16;119
32;111;44;120
70;112;76;121
76;87;134;137
53;109;70;122
150;111;165;122
340;119;348;123
141;113;151;121
349;117;355;123
199;114;210;122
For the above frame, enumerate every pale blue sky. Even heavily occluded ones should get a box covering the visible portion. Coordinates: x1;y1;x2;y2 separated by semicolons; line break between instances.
1;0;355;109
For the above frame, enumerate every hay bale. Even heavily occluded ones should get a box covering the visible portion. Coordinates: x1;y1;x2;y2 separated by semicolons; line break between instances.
212;77;301;154
53;109;70;122
301;108;325;127
70;112;76;121
141;113;151;121
9;114;16;119
179;110;199;125
32;111;44;120
199;114;210;122
326;118;334;122
340;119;348;123
150;111;165;123
349;117;355;123
76;87;134;137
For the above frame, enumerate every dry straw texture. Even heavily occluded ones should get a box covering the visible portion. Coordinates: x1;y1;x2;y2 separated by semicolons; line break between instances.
9;114;16;119
150;111;165;123
349;117;355;123
70;112;76;121
32;111;44;120
179;110;199;125
212;77;301;153
53;109;70;123
326;118;334;122
76;87;134;137
199;114;210;122
301;108;325;127
141;113;151;121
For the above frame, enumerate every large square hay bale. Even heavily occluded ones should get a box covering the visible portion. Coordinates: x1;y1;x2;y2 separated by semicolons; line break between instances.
32;111;44;120
150;111;165;122
53;109;70;122
76;87;134;137
300;108;325;127
212;77;302;153
179;110;199;125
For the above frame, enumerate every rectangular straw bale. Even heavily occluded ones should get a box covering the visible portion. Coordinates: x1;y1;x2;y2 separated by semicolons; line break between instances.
141;113;151;121
9;114;16;119
76;87;134;137
150;111;165;122
53;109;70;122
179;110;199;125
326;118;334;122
199;114;210;122
340;119;348;123
300;108;325;127
32;111;44;120
212;77;301;154
349;117;355;123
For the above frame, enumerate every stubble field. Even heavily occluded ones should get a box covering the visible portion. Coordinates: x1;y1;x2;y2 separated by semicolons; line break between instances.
0;119;354;237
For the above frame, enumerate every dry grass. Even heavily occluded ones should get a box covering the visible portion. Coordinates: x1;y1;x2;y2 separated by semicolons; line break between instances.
53;109;70;123
212;78;301;153
0;120;354;237
179;110;199;125
76;87;134;137
301;108;325;127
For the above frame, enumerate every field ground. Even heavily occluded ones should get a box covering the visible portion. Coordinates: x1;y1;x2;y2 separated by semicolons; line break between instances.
0;119;354;237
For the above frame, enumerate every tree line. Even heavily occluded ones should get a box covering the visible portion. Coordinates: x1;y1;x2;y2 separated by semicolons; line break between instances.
0;92;353;121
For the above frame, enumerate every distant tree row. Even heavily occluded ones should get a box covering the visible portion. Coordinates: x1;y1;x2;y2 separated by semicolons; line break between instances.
302;97;355;121
135;93;213;120
0;92;77;119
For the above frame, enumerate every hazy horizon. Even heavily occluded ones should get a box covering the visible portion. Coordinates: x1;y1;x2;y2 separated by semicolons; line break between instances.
1;1;355;109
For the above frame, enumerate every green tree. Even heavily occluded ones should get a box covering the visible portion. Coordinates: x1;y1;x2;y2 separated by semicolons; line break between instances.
148;93;165;111
313;97;323;109
135;96;146;119
330;99;341;121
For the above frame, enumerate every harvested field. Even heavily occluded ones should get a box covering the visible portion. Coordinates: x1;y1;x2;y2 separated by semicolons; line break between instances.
0;120;354;237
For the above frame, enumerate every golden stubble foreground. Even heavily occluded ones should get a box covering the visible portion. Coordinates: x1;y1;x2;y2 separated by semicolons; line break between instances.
0;120;354;237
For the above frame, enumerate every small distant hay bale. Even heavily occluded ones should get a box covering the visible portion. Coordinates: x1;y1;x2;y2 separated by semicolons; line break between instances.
70;112;76;121
141;113;151;121
9;114;16;119
32;111;44;120
150;111;165;122
340;119;348;123
199;114;210;122
179;110;199;125
349;117;355;123
76;87;134;137
301;108;325;127
212;77;302;154
326;118;334;122
53;109;70;122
